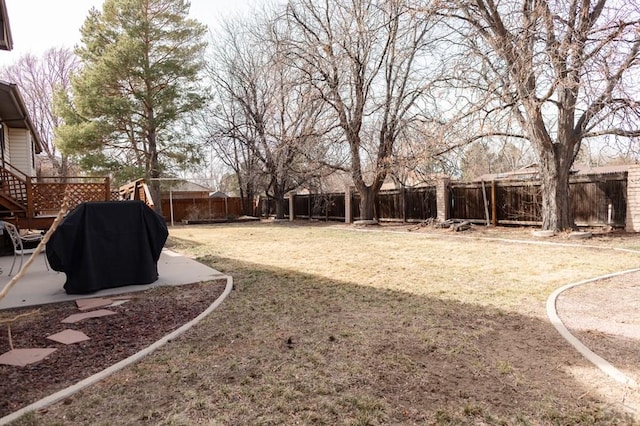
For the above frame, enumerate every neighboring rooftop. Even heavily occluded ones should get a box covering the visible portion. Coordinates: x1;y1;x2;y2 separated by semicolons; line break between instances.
476;163;633;182
161;181;213;193
209;191;228;198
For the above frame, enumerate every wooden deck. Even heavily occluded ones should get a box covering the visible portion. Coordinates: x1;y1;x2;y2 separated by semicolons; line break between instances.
0;162;161;230
0;164;112;230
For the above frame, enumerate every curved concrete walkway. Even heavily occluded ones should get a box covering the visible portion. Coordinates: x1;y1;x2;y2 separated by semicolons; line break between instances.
546;270;640;388
434;231;640;389
425;229;640;388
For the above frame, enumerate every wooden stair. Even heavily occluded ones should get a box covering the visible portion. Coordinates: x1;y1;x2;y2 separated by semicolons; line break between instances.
0;166;29;227
0;191;26;215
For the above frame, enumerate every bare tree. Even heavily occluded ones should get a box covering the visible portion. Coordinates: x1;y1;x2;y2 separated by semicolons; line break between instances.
0;48;80;177
205;13;328;219
284;0;442;221
458;140;532;181
447;0;640;230
201;92;263;215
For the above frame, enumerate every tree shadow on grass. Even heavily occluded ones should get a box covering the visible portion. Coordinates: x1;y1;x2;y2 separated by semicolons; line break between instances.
18;253;638;426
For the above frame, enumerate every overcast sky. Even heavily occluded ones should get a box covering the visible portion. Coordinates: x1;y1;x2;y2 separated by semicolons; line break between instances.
0;0;256;66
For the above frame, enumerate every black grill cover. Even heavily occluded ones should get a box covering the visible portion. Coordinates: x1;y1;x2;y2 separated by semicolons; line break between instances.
46;201;168;294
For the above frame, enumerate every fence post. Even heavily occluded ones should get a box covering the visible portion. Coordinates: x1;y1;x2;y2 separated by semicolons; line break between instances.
289;192;295;222
625;165;640;232
436;177;450;221
104;177;111;201
491;180;498;226
401;186;406;223
26;176;34;219
345;185;352;224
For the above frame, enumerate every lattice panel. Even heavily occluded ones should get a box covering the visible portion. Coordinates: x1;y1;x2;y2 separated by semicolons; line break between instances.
32;183;108;215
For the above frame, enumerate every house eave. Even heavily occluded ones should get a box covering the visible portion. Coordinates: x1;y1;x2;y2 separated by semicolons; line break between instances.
0;0;13;51
0;82;43;153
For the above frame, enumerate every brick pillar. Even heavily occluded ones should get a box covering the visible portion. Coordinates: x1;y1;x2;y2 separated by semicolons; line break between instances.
436;177;450;222
626;166;640;232
345;185;352;224
288;193;295;222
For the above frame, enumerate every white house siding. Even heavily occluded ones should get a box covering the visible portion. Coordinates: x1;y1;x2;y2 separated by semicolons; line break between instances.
2;125;8;164
7;127;34;176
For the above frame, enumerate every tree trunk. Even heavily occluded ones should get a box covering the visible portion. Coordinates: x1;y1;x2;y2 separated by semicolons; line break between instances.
237;172;251;216
146;150;161;213
146;112;162;213
358;186;377;221
242;196;254;216
272;185;287;220
240;192;251;216
275;197;286;220
539;150;574;231
149;179;161;211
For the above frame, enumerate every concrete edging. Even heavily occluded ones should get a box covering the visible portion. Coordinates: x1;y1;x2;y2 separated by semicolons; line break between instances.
0;275;234;425
546;270;640;388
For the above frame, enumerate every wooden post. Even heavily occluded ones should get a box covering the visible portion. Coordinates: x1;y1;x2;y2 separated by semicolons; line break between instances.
167;190;174;225
26;176;33;219
491;180;498;227
401;186;406;223
104;177;111;201
345;185;352;224
325;196;329;222
481;180;490;226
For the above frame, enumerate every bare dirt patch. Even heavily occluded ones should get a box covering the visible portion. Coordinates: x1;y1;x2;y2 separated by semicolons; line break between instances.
0;281;226;419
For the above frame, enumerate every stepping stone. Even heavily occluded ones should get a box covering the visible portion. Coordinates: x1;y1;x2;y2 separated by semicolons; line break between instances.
76;298;114;311
109;299;130;307
61;309;117;324
0;348;57;366
47;329;90;345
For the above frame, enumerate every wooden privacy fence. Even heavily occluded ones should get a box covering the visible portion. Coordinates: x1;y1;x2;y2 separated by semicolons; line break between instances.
281;172;626;227
291;192;345;220
285;187;438;222
159;197;243;223
450;172;627;227
378;187;438;222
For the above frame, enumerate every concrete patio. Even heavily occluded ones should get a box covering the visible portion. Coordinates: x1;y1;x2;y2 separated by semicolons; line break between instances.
0;249;225;310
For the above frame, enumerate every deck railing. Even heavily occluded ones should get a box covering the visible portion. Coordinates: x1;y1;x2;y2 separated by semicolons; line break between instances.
29;177;111;217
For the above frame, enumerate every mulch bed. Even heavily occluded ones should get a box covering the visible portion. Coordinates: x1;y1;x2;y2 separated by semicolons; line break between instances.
0;281;227;418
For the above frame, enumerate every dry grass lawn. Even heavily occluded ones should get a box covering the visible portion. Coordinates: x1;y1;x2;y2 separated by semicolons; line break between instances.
12;222;640;425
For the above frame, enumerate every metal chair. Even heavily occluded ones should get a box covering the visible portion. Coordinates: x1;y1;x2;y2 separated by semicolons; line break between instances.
2;221;48;276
